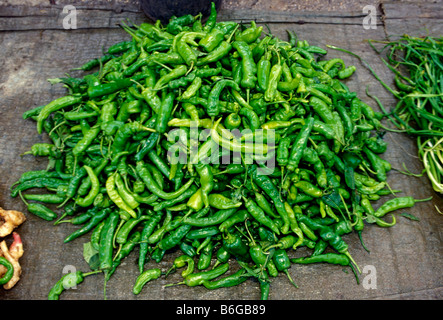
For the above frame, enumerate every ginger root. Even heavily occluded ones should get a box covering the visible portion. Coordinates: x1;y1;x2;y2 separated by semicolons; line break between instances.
0;208;26;238
0;232;24;290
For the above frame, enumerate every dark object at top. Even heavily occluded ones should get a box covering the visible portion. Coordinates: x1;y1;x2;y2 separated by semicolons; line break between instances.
140;0;223;24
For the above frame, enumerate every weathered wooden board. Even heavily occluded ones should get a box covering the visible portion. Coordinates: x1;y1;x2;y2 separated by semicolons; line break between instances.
0;0;442;301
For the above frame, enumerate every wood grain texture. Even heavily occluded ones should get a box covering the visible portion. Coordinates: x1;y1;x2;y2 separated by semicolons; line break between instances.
0;0;442;300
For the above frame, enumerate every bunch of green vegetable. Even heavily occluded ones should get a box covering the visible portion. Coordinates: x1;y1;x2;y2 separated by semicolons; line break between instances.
330;34;443;198
371;35;443;197
12;3;429;300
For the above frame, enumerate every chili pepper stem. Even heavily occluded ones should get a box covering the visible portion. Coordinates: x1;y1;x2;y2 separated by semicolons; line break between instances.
57;196;71;208
164;281;185;288
226;24;240;43
283;269;298;288
339;193;352;221
113;244;123;261
263;244;279;252
84;270;103;277
413;196;433;203
53;212;69;225
349;263;360;284
18;190;29;206
55;219;72;224
165;266;176;278
185;64;194;76
113;220;126;248
20;151;33;157
358;231;370;253
344;251;361;274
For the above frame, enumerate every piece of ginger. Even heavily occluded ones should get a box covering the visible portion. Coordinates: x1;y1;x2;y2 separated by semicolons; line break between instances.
0;232;24;290
0;208;26;238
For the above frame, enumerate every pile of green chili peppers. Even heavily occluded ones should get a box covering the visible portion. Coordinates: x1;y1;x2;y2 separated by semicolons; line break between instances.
12;3;430;300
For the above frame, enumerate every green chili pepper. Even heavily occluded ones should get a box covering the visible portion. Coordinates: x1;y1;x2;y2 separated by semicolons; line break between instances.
243;197;280;235
249;238;278;277
202;269;248;289
59;206;99;225
11;178;66;198
115;172;139;210
181;76;202;100
207;80;241;118
203;2;217;31
186;226;220;240
257;53;272;93
194;163;214;208
208;194;242;210
248;165;291;234
338;65;356;79
291;253;350;266
110;121;155;156
0;257;14;285
107;40;133;54
115;215;150;245
213;246;231;268
154;65;188;90
36;95;83;134
133;268;162;295
48;270;100;300
22;193;65;204
264;63;282;102
63;207;111;242
272;249;297;287
99;210;120;271
23;104;45;120
185;207;238;227
180;241;197;258
254;192;279;219
235;21;262;44
277;136;291;167
106;173;137;219
183;262;229;287
258;270;270;300
19;191;58;221
136;161;195;200
211;118;273;154
222;232;250;262
138;211;163;272
365;136;388;154
278;74;301;92
88;79;133;99
239;107;261;131
374;196;431;217
294;211;360;272
310;96;335;125
166;254;195;278
159;224;193;251
75;166;100;207
22;143;61;158
197;41;232;66
197;240;215;270
286;116;314;170
153;185;198;211
219;210;250;233
224;113;242;129
232;41;258;89
167;14;194;34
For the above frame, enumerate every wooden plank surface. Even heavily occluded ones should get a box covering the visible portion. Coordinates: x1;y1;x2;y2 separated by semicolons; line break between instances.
0;0;442;301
